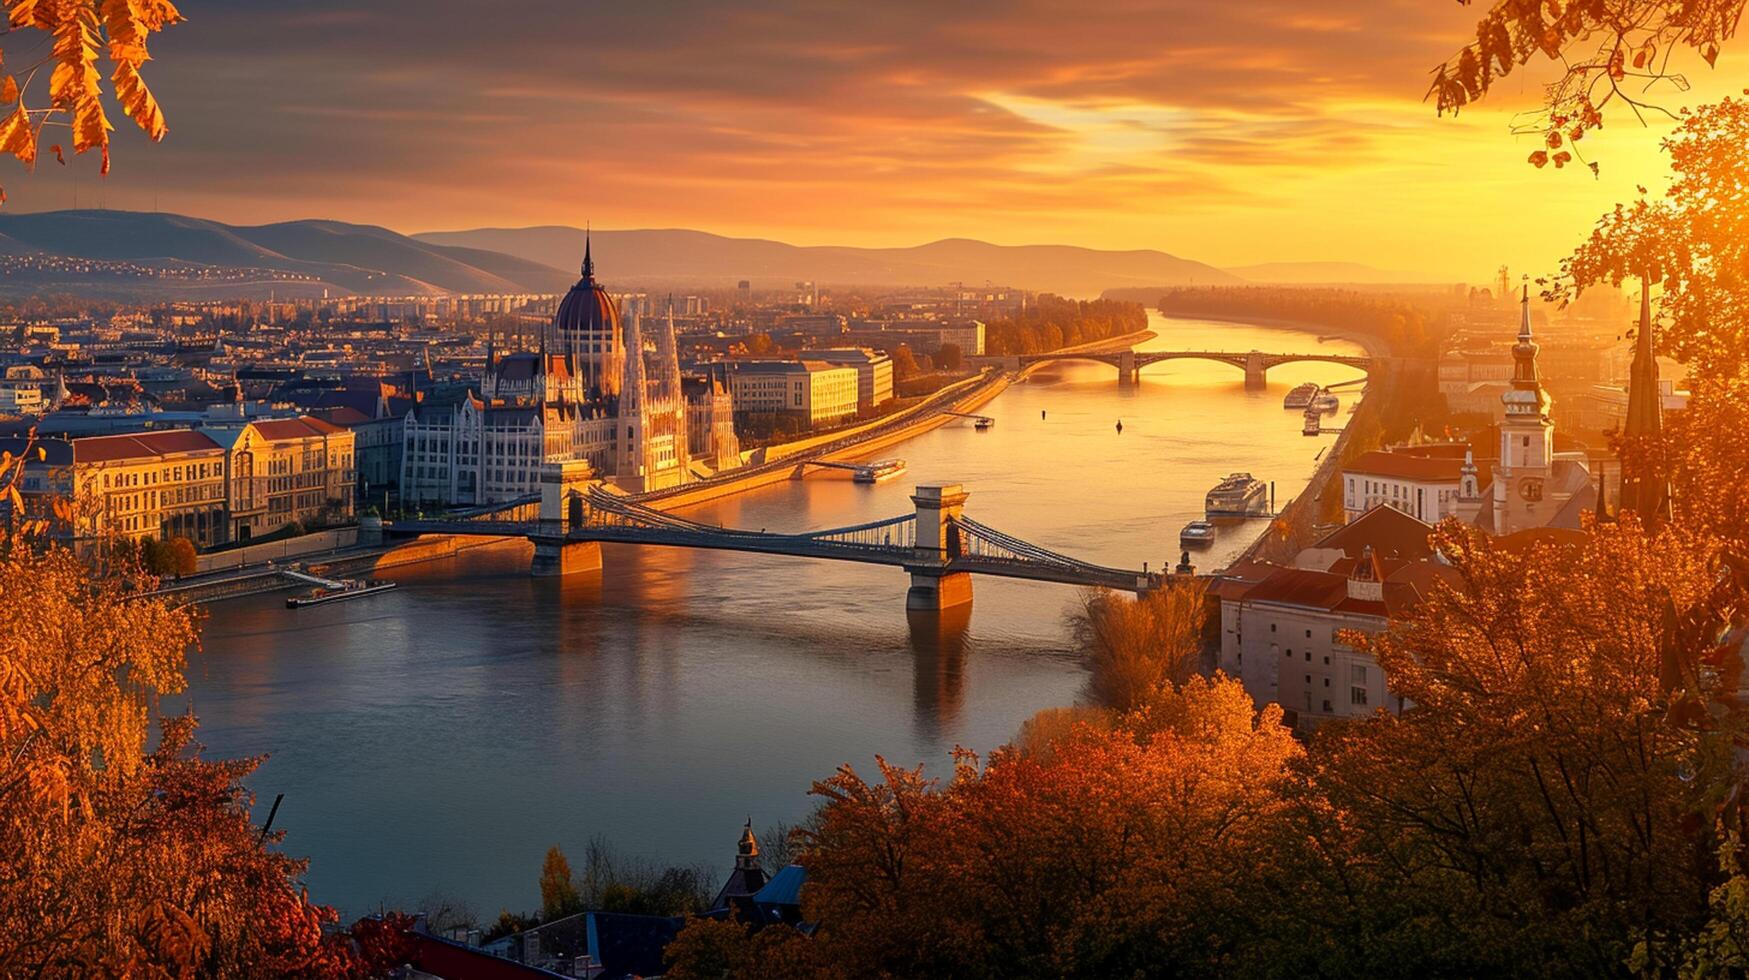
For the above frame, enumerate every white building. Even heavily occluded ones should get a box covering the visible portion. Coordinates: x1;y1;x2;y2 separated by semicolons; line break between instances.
1342;446;1489;524
805;348;894;412
730;360;860;427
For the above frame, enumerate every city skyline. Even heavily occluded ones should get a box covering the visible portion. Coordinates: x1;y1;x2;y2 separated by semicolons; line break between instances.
4;0;1745;284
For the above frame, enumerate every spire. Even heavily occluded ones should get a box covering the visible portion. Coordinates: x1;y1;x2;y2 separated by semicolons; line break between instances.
1619;275;1672;525
1503;276;1549;419
1517;279;1534;344
736;819;760;872
582;224;593;279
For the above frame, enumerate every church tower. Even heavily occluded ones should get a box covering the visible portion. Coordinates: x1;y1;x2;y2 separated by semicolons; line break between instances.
1617;277;1672;526
1493;281;1556;533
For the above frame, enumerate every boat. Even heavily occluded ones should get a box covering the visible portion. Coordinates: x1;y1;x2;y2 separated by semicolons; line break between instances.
286;578;398;608
853;459;908;484
1179;520;1216;548
1205;473;1270;518
1302;405;1323;436
1283;382;1318;409
1312;390;1340;412
974;417;994;431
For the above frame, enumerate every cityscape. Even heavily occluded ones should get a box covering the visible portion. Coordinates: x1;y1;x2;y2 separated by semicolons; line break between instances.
2;1;1747;978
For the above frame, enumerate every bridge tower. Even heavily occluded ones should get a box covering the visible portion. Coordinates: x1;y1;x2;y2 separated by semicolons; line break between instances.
907;483;973;611
1117;349;1139;387
1244;350;1267;390
531;460;601;576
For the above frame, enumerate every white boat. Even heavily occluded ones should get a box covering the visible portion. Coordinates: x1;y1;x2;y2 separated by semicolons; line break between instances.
1283;382;1318;409
1205;473;1269;518
1179;520;1216;548
853;459;908;484
1312;390;1340;412
286;579;398;608
973;417;994;431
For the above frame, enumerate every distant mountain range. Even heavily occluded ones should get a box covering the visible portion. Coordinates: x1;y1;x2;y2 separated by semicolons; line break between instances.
0;210;1444;301
413;226;1244;297
0;210;576;298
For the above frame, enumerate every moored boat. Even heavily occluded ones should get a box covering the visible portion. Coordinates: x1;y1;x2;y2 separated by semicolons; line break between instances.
287;579;398;608
854;459;908;484
1312;390;1339;412
1205;473;1269;518
1283;382;1318;409
1179;520;1216;548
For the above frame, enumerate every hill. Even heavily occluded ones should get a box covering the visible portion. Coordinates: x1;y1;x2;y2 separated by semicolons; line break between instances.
0;210;576;298
412;226;1242;297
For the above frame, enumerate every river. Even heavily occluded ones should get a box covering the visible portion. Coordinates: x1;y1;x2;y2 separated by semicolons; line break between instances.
175;313;1367;917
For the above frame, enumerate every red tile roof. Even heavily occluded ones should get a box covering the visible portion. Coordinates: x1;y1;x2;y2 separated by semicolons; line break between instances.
1314;505;1435;560
252;416;342;441
73;429;221;463
1345;450;1466;482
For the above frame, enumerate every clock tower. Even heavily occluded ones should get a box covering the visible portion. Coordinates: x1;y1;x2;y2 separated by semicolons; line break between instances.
1494;281;1555;533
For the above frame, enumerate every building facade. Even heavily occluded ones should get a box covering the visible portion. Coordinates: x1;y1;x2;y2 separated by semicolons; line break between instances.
807;347;894;413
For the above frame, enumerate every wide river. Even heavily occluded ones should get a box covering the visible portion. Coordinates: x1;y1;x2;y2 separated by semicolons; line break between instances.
177;314;1366;917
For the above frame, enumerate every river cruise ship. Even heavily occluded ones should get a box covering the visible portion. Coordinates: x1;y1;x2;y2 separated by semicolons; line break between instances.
1283;382;1318;409
1205;473;1269;518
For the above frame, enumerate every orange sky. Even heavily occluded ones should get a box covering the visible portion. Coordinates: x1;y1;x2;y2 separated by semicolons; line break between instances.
8;1;1747;283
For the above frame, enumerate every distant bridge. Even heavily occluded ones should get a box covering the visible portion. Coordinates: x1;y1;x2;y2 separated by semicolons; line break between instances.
1019;348;1375;389
387;482;1164;611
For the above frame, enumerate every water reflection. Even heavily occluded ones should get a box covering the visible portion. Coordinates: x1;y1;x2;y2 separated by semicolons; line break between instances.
906;603;972;739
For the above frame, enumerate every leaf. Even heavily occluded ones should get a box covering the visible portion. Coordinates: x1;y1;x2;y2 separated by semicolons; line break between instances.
0;76;16;105
0;106;36;167
1529;150;1549;168
49;143;63;165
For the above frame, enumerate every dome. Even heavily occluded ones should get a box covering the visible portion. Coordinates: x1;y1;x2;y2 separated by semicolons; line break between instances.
549;235;623;396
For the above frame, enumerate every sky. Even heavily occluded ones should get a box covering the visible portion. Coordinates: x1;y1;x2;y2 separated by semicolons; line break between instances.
5;0;1747;283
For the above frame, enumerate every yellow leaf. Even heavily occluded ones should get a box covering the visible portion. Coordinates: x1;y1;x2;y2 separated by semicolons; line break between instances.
0;76;17;104
0;106;36;167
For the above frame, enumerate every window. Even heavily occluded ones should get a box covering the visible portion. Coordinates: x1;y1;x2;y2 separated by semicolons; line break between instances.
1305;629;1312;638
1351;686;1369;706
1352;665;1368;683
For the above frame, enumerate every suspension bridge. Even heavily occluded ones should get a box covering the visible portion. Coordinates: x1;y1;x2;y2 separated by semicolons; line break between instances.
387;481;1164;610
1018;348;1376;389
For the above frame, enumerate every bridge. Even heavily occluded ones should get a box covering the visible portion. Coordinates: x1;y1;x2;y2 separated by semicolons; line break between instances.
1018;348;1375;389
386;480;1165;611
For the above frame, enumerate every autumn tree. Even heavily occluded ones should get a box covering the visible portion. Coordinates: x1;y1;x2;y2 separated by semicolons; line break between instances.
0;0;182;202
540;845;583;921
1433;0;1744;171
1269;518;1733;975
0;526;352;976
1070;578;1211;711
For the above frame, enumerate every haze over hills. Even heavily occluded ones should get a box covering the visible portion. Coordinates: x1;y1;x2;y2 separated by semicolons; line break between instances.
413;226;1244;297
0;210;1448;302
0;210;576;299
1220;261;1444;285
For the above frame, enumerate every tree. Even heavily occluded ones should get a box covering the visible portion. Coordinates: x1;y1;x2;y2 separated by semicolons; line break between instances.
935;342;962;371
0;530;349;975
1069;578;1210;711
889;343;919;380
0;0;183;203
1282;518;1733;975
1432;0;1744;172
540;845;582;921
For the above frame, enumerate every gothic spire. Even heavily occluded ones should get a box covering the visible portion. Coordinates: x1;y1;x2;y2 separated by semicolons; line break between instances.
582;224;593;279
1618;275;1672;524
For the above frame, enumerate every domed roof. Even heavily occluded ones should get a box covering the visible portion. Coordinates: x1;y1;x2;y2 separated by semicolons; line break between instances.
551;235;619;346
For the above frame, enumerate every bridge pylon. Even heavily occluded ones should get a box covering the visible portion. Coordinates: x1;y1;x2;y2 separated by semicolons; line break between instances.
908;483;973;611
1117;349;1139;387
532;460;602;576
1244;351;1267;390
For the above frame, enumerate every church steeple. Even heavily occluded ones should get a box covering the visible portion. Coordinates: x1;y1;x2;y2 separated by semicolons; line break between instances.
736;819;760;872
1618;275;1671;525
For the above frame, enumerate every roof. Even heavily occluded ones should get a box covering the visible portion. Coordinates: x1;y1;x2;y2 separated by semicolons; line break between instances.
1344;449;1466;483
309;405;371;427
753;864;806;907
252;416;342;441
72;428;221;463
585;912;684;980
1314;505;1435;561
1239;564;1422;619
0;436;71;466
